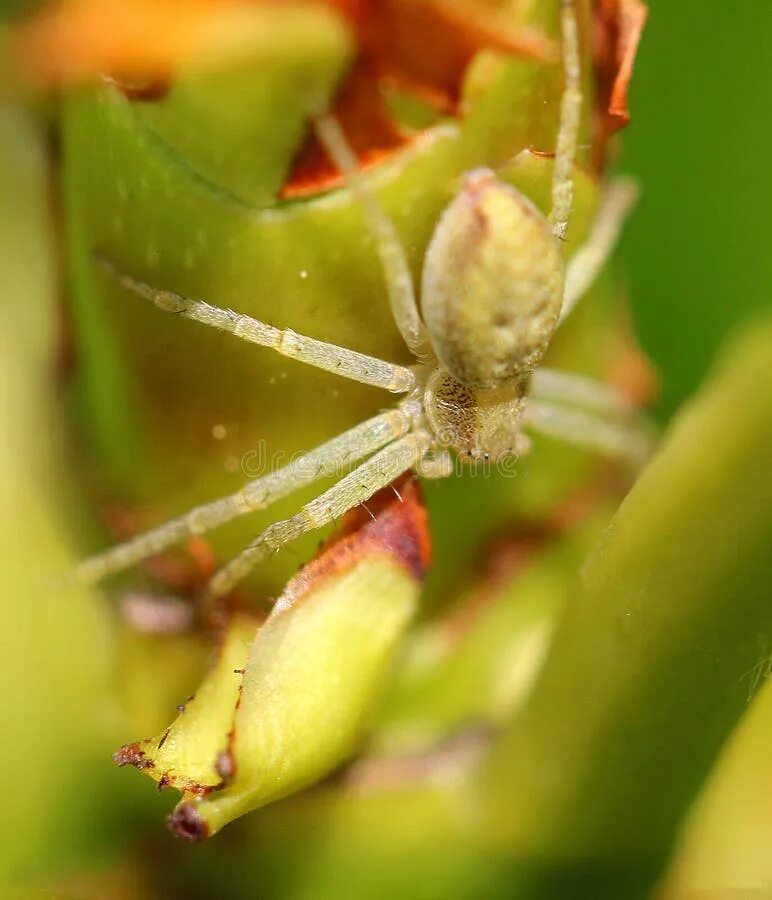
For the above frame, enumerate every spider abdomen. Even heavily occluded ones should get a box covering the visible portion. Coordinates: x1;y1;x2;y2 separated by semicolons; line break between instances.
421;168;564;391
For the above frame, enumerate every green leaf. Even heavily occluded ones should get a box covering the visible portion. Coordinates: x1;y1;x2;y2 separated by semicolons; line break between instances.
373;511;611;753
0;107;126;886
482;316;772;898
115;479;429;838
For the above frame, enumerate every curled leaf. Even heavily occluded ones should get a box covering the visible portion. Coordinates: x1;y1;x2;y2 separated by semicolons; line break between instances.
114;612;259;793
115;476;429;839
593;0;649;165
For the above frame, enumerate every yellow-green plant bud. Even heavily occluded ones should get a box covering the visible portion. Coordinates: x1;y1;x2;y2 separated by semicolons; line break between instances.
114;479;430;839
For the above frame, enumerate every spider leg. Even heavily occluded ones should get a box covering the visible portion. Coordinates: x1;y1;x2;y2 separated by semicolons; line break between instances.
531;367;637;417
524;392;656;466
416;448;454;480
548;0;582;240
312;113;433;362
77;402;422;585
559;178;639;325
203;431;433;602
96;254;416;394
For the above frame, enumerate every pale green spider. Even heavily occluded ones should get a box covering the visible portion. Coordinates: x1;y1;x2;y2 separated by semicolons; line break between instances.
78;0;651;602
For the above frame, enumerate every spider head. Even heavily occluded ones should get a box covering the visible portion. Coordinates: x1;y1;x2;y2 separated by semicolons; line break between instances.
420;168;564;391
424;370;530;465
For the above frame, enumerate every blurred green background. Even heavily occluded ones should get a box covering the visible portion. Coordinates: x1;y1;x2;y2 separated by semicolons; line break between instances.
620;0;772;419
1;0;771;898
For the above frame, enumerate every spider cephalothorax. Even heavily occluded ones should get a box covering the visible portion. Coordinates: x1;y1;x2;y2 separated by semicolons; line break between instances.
78;0;652;602
421;369;530;464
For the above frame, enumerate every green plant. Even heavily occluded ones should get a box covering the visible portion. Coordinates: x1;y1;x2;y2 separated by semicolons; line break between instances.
2;1;771;898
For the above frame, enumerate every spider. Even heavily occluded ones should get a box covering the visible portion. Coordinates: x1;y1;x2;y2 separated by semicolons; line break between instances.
77;0;652;603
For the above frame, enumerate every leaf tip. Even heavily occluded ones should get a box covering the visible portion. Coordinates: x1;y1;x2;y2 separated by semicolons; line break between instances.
277;475;431;613
167;801;209;842
113;742;153;770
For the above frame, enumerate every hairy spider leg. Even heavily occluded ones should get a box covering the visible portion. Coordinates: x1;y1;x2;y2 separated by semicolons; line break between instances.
204;431;433;601
530;368;634;416
77;401;422;585
530;369;655;468
549;0;582;241
95;254;416;394
312;113;432;363
560;178;639;324
523;398;655;466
